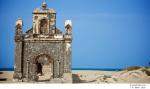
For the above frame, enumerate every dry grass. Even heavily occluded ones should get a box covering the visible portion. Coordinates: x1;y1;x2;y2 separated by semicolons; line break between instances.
125;66;142;71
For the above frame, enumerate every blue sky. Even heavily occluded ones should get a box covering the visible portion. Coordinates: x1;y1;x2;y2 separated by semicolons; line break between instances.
0;0;150;69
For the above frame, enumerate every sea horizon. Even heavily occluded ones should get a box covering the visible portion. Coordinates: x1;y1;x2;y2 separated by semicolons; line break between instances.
0;68;122;71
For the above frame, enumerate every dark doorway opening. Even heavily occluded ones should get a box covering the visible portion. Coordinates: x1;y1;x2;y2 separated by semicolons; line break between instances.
36;62;43;76
35;54;53;81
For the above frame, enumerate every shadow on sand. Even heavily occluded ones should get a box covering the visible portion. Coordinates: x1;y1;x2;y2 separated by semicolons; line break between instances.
0;72;7;81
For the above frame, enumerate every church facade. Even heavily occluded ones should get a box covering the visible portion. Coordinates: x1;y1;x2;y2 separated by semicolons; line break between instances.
13;2;72;83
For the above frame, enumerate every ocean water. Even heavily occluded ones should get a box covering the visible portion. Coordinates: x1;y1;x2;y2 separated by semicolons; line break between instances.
72;68;122;72
0;68;122;71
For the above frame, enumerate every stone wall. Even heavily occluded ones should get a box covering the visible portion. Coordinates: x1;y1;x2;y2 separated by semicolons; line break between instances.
21;40;67;81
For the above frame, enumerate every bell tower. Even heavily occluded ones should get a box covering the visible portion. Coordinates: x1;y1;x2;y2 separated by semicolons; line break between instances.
32;1;56;34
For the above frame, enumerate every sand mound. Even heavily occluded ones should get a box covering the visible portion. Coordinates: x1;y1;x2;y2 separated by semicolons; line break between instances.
92;67;150;83
111;67;150;83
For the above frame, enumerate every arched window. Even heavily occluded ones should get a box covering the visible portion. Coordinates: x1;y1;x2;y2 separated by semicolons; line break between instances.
39;19;48;34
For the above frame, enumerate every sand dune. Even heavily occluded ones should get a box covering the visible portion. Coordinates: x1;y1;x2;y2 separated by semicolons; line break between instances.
72;67;150;83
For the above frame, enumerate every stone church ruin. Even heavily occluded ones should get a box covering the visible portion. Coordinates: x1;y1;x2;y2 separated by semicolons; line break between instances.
13;1;72;83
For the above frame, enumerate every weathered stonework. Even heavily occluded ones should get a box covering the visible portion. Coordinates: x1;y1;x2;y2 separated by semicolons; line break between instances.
13;2;72;83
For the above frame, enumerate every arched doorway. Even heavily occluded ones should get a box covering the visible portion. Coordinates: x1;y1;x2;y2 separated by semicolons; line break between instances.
35;54;53;81
39;19;48;34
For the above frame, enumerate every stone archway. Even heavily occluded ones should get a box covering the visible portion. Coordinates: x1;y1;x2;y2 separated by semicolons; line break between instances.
34;54;53;82
39;18;48;34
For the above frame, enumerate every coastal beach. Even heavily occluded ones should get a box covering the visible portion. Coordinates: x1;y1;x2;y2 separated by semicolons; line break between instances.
0;67;150;83
72;68;150;83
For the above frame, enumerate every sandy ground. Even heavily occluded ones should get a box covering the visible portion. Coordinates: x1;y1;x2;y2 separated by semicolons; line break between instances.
0;71;14;83
0;68;150;83
72;70;150;83
72;70;117;83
